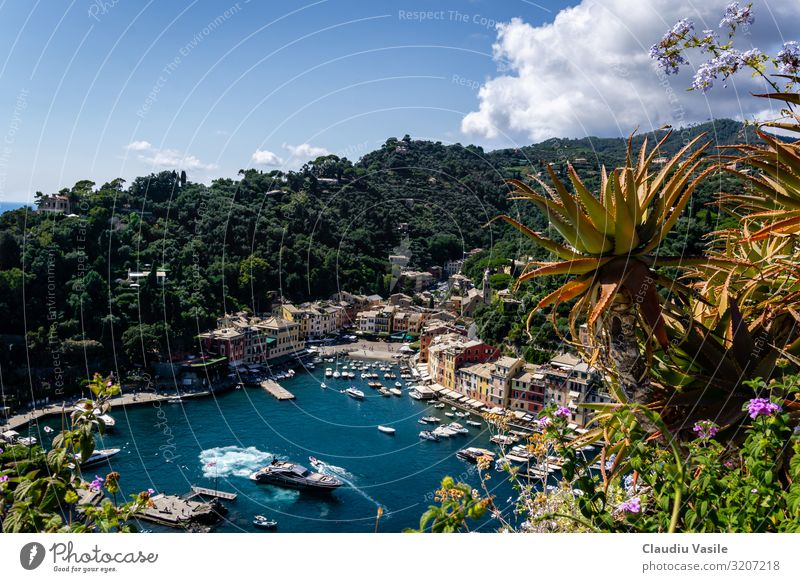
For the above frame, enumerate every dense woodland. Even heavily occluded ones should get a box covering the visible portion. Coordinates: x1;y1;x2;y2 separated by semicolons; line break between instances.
0;119;757;403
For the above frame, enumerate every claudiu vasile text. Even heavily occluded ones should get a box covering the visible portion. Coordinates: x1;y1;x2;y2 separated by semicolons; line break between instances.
643;544;728;554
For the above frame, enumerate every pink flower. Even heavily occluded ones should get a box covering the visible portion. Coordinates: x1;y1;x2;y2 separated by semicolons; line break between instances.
0;475;9;483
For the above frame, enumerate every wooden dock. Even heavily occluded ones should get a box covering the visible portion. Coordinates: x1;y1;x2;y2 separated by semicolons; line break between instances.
260;380;295;400
190;486;237;500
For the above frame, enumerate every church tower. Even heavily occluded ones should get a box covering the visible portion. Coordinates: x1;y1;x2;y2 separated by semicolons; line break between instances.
482;267;491;304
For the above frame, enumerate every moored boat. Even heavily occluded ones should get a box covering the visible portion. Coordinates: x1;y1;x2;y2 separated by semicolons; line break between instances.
419;430;439;442
456;447;496;463
389;387;402;396
466;420;482;427
377;425;396;435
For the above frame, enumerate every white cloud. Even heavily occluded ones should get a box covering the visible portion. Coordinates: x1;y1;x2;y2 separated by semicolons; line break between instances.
139;148;217;171
283;142;331;159
125;140;152;151
251;149;283;166
462;0;800;142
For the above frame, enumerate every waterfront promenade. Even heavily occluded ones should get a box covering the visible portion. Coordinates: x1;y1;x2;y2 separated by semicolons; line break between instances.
317;339;407;362
2;390;210;432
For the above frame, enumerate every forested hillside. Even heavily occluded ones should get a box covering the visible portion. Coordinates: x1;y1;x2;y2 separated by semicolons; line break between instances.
0;119;759;400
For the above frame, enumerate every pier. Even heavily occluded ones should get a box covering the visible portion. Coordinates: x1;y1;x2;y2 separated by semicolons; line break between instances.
260;380;295;400
190;486;238;500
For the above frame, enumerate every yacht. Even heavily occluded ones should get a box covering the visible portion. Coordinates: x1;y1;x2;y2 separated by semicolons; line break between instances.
421;416;440;423
332;370;341;379
389;387;402;396
250;460;343;493
345;387;365;400
79;447;121;469
433;426;457;438
445;412;455;418
419;430;439;442
466;420;482;427
377;425;396;435
379;388;392;397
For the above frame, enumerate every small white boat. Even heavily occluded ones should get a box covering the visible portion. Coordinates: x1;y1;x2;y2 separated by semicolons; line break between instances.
320;382;327;389
389;388;402;396
451;406;457;411
333;371;341;379
394;381;402;388
377;425;396;435
379;388;392;397
445;412;455;417
345;387;364;400
455;412;468;418
466;420;482;427
421;416;440;423
17;436;37;446
44;426;54;434
167;398;183;404
253;515;278;529
434;403;445;409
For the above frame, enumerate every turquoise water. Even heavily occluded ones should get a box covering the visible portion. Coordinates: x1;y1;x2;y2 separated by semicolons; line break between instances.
37;362;520;532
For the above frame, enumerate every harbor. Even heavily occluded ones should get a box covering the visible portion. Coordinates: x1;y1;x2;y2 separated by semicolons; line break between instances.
30;356;523;533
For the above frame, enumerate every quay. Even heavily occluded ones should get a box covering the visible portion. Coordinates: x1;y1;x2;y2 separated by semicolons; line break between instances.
190;486;237;500
260;380;295;400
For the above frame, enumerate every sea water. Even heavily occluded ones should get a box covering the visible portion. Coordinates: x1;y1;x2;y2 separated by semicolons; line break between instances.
36;362;521;532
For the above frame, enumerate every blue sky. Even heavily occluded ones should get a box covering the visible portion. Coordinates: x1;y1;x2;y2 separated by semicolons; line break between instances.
0;0;796;200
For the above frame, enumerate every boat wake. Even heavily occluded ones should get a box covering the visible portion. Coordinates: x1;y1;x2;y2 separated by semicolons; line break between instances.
199;446;274;478
315;460;385;513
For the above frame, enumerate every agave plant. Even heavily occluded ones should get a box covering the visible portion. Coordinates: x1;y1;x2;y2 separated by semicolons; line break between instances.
719;87;800;240
494;132;716;404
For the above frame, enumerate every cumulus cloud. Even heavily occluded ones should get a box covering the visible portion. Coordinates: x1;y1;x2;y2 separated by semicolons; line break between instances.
138;148;217;171
125;140;152;151
283;142;331;159
251;149;283;166
462;0;800;142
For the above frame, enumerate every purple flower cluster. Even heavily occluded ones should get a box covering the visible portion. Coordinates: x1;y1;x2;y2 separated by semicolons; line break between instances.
747;397;782;419
777;41;800;75
147;488;156;495
692;420;719;440
89;475;105;491
623;473;635;493
553;406;571;419
720;2;754;30
0;475;8;483
649;18;694;75
605;453;617;471
536;416;551;429
0;447;4;454
618;496;641;514
692;49;764;92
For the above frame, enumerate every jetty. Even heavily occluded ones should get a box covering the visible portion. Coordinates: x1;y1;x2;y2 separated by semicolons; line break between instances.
138;493;222;529
190;486;237;501
260;380;295;400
